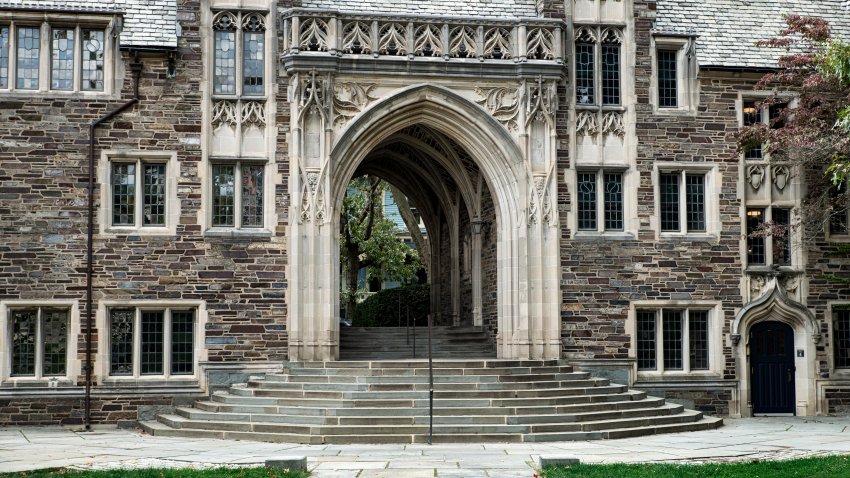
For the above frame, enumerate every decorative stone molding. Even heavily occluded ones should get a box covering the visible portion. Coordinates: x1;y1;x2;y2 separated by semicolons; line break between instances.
379;23;408;55
414;24;443;57
474;86;520;131
526;76;557;126
213;11;237;31
241;101;266;129
575;111;598;136
484;28;513;59
242;12;266;32
600;27;623;44
299;17;329;52
773;165;790;191
601;112;624;137
747;164;765;190
733;275;820;345
526;27;555;60
574;26;597;43
342;21;372;54
333;82;378;126
450;26;477;58
211;100;238;129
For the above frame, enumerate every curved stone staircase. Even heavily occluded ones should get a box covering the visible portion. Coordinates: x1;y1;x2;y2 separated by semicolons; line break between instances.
141;359;722;444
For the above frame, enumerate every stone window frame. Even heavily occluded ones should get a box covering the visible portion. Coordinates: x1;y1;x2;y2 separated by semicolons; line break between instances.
829;304;850;376
573;167;630;236
653;162;719;240
649;35;698;115
0;13;117;96
96;300;208;385
99;151;179;237
204;158;273;236
0;300;81;385
573;25;624;109
628;301;723;379
210;10;268;99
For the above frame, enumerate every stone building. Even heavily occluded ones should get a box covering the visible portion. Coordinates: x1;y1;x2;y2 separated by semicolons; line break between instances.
0;0;849;436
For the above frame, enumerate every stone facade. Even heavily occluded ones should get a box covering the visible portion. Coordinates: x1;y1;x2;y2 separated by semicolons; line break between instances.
0;0;848;425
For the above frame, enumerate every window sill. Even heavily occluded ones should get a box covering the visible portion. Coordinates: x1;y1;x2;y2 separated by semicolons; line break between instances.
0;89;116;99
0;377;75;388
653;106;696;117
658;233;718;242
745;265;800;274
205;228;273;239
101;226;176;238
101;376;200;388
573;231;636;241
635;372;722;383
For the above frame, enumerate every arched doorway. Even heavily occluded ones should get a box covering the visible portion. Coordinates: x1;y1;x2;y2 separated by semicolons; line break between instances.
750;321;795;415
288;83;561;361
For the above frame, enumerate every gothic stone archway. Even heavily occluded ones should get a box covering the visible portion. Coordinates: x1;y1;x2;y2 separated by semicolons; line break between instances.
288;81;561;361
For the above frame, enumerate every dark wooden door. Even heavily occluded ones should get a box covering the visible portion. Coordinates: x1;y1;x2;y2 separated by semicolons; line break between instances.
750;321;795;414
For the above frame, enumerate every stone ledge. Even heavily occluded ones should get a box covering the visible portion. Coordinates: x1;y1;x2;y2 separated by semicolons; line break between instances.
538;456;580;468
265;457;307;471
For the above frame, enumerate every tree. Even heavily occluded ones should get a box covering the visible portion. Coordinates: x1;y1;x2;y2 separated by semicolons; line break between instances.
340;175;421;319
733;15;850;241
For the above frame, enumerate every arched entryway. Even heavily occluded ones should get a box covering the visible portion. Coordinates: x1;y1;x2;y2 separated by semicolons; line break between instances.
288;83;561;361
732;277;820;416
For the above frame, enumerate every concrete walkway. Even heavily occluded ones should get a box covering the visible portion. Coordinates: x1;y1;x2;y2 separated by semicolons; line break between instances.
1;418;850;477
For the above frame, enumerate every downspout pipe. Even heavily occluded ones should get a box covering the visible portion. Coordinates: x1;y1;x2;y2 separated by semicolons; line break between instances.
85;54;144;431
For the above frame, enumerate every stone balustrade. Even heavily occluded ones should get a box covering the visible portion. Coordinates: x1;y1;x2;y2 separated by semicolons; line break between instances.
281;8;564;64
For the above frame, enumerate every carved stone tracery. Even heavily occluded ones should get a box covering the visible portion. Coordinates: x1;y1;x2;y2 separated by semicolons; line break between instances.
474;86;520;131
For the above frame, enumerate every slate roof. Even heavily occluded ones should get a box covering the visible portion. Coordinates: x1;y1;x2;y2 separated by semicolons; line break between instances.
656;0;850;69
0;0;177;48
299;0;539;19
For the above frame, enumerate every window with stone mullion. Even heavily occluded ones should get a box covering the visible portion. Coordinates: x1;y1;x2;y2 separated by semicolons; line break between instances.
601;43;620;105
578;171;623;233
575;43;594;105
10;308;68;378
111;160;167;228
213;11;266;98
637;307;710;373
109;308;196;378
212;162;264;229
835;309;850;369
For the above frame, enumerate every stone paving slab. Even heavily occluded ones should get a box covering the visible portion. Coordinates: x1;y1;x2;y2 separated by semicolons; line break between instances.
0;418;849;476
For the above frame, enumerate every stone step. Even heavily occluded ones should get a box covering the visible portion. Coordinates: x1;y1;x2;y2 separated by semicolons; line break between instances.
237;383;612;400
279;365;576;377
288;359;561;369
276;372;586;384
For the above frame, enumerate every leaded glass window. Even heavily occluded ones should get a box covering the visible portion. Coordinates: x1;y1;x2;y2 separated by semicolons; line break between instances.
51;27;74;90
110;309;134;376
660;173;679;232
575;43;594;105
772;208;791;265
743;101;763;160
657;49;678;108
16;26;40;90
835;309;850;369
42;310;68;376
604;173;623;230
685;173;705;232
111;163;136;226
636;310;656;371
143;164;166;226
171;311;194;375
637;308;712;373
212;164;236;226
1;26;10;89
11;310;36;376
8;308;68;378
746;208;766;266
141;311;164;375
577;172;597;230
242;14;265;96
241;163;264;227
213;12;237;95
82;30;105;91
601;43;620;105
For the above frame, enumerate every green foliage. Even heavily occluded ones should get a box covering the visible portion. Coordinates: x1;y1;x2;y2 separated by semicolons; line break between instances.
0;468;309;478
351;284;430;327
541;455;850;478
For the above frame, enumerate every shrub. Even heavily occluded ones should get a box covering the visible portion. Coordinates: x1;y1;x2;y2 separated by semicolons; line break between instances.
351;284;430;327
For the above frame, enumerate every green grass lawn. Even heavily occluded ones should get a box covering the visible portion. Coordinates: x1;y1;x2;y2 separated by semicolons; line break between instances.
0;468;308;478
540;455;850;478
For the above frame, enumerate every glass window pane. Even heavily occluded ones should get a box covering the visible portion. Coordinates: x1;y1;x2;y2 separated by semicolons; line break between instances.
577;172;597;230
214;30;236;95
171;311;194;375
42;309;68;376
660;173;680;232
836;310;850;369
636;310;657;371
11;309;37;376
685;173;705;232
110;309;134;375
1;26;10;88
773;208;791;265
830;187;849;235
81;30;105;91
575;43;594;105
604;173;623;231
602;44;620;105
142;163;166;226
242;30;264;96
51;27;74;90
747;208;766;265
657;49;678;108
16;26;40;90
112;163;136;226
241;163;264;228
689;310;709;370
662;310;683;370
743;101;763;160
212;164;235;226
141;311;164;375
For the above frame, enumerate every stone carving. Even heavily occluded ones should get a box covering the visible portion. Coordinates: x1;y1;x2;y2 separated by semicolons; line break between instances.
484;28;512;59
601;112;625;137
242;12;265;32
526;76;557;127
241;101;266;129
474;86;520;131
211;100;238;128
747;164;765;190
574;26;597;43
213;11;237;31
414;24;443;57
575;111;598;136
333;82;378;126
773;165;789;191
526;28;555;60
750;274;766;299
601;27;623;44
342;21;372;54
536;0;545;16
379;23;408;55
450;26;477;58
299;18;329;52
781;274;800;295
